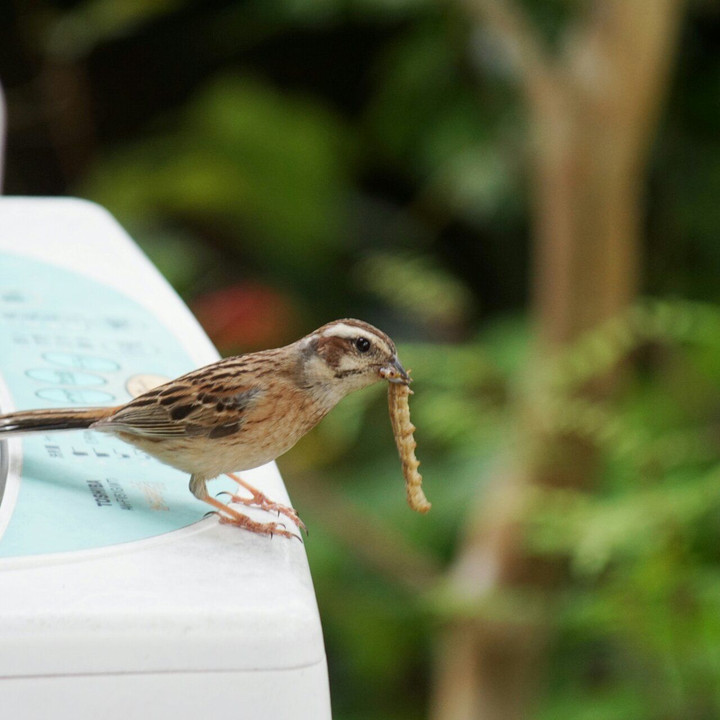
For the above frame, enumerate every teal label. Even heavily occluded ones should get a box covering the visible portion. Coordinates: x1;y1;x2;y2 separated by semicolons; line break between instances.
0;254;234;557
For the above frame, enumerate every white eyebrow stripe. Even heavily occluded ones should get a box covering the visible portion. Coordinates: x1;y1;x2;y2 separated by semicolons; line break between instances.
318;321;395;356
322;323;374;341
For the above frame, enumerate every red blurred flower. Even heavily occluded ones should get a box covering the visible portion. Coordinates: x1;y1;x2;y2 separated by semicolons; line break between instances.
192;283;298;353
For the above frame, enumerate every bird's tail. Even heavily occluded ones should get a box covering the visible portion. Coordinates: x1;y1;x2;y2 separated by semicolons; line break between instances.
0;407;115;437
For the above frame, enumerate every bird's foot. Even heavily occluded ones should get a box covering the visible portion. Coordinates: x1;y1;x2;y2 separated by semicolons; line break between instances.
204;495;300;540
226;472;307;534
217;512;298;540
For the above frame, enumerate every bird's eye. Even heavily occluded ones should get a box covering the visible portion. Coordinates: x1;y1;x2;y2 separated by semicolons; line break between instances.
355;337;371;353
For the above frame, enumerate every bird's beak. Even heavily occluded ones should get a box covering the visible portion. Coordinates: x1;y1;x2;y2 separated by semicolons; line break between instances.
379;357;411;385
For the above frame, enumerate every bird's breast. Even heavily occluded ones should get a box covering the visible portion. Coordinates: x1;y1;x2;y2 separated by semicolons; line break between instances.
118;385;332;481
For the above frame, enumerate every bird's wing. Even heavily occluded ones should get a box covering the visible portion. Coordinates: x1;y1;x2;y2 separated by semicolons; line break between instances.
92;357;265;439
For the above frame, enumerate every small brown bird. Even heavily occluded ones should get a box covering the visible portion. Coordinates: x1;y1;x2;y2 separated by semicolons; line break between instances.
0;319;410;539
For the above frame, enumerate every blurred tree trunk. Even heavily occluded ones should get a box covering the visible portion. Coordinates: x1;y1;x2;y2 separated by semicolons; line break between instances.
431;2;686;719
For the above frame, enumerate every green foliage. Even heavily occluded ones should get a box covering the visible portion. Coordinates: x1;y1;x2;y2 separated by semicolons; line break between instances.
355;251;475;329
46;0;186;59
365;14;522;220
305;299;720;719
519;302;720;720
83;76;353;279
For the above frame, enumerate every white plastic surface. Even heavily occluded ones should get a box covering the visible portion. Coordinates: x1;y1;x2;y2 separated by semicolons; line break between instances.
2;667;331;720
0;197;331;718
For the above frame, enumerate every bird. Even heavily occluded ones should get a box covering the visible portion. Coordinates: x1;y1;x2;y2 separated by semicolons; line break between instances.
0;319;410;539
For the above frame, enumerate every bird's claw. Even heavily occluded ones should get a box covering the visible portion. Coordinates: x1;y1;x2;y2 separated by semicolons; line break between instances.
227;490;307;535
217;513;299;541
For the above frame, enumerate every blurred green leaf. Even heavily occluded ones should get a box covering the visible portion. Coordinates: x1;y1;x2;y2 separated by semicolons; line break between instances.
355;251;475;329
83;75;354;277
46;0;186;58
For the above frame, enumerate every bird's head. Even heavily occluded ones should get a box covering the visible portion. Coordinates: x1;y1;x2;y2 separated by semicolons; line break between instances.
298;319;410;400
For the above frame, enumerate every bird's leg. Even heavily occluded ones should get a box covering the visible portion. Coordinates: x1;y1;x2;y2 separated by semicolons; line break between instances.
190;474;298;540
202;495;298;540
226;472;306;534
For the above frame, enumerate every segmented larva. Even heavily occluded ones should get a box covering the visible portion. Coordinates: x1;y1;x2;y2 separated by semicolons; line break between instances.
388;380;431;514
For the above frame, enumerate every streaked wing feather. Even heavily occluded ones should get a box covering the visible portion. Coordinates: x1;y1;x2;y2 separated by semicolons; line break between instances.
93;358;264;438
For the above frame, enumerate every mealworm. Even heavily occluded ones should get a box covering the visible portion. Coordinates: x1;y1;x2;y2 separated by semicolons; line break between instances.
388;380;431;514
